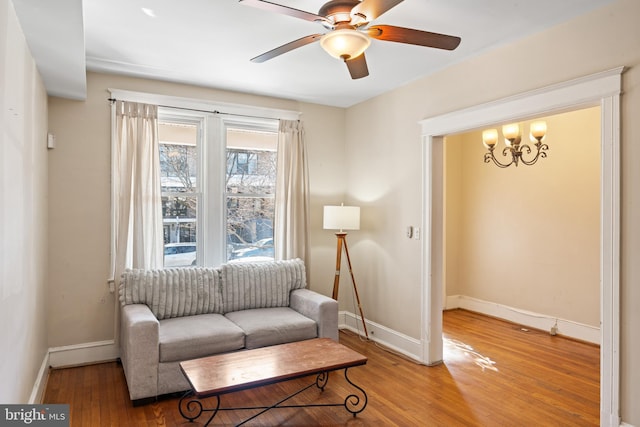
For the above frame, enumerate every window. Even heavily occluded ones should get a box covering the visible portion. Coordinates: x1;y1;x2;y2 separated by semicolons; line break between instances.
226;128;277;262
159;119;200;267
159;110;278;267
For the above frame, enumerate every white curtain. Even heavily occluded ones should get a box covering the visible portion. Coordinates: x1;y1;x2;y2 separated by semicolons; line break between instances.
274;120;309;263
110;101;163;284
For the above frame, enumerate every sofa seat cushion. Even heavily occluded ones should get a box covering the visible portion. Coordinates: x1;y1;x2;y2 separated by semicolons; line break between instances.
225;307;317;349
159;313;245;362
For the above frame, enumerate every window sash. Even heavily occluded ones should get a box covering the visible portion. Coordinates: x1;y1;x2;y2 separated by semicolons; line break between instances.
158;109;278;266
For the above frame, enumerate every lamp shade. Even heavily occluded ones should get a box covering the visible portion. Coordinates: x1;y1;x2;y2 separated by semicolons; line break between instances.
323;205;360;231
529;121;547;140
320;29;371;60
482;129;498;148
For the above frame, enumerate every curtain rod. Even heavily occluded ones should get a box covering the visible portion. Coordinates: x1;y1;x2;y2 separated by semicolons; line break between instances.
107;97;298;122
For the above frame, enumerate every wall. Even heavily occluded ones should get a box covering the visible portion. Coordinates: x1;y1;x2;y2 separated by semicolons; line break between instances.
0;0;49;403
445;108;600;327
46;72;346;347
345;0;639;423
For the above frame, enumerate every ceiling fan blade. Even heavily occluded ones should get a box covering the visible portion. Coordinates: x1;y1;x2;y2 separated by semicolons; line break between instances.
351;0;404;22
239;0;327;23
250;34;323;63
368;25;461;50
345;53;369;79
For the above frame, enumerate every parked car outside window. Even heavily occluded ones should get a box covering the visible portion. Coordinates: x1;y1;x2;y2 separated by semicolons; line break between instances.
164;243;197;267
230;238;274;262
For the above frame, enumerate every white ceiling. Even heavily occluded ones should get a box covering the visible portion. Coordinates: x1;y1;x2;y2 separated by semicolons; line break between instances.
13;0;615;107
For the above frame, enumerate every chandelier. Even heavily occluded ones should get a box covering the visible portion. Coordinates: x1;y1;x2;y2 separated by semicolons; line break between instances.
482;121;548;168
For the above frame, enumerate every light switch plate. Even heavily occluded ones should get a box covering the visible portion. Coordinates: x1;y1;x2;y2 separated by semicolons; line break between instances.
47;132;56;149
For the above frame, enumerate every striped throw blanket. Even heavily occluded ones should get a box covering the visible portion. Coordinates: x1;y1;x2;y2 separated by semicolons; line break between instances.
119;267;223;320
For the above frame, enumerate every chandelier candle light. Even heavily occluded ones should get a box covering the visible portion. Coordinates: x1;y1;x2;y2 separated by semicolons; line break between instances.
482;121;549;168
323;204;368;338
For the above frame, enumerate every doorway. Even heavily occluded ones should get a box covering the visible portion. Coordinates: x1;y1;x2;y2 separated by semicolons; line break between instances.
442;108;600;340
419;67;622;427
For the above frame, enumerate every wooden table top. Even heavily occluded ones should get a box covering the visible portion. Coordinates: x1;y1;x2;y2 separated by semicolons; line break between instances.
180;338;368;397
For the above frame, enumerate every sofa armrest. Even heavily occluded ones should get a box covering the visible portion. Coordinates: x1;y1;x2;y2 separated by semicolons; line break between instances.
120;304;160;401
290;289;338;341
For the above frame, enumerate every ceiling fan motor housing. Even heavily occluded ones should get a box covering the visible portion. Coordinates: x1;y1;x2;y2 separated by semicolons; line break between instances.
318;0;361;25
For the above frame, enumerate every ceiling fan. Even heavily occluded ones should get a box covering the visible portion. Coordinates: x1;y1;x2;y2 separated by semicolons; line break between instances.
239;0;461;79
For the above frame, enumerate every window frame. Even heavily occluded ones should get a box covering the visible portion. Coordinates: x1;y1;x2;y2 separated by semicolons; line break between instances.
221;117;278;263
158;111;203;266
158;109;279;267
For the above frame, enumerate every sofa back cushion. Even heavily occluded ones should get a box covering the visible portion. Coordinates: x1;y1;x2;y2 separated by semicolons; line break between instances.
119;267;223;320
221;258;307;313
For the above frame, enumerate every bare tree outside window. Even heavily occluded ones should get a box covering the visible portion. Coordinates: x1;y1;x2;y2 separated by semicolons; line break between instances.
226;128;277;261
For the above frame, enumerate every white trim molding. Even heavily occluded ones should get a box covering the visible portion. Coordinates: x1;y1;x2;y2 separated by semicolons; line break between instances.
339;311;423;363
48;340;120;368
30;340;120;404
446;295;600;344
419;67;623;427
28;352;50;404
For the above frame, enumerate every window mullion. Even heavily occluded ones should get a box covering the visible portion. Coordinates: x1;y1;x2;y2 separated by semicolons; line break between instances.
202;115;226;266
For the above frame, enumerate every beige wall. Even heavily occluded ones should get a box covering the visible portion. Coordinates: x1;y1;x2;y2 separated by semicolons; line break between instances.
0;0;49;403
345;0;639;423
47;72;346;346
445;108;600;326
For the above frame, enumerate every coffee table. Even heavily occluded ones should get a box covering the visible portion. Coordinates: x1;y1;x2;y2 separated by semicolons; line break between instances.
178;338;368;426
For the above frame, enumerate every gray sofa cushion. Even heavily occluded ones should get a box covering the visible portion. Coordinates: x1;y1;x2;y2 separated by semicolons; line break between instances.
225;307;317;349
120;267;224;319
159;313;244;362
221;258;307;313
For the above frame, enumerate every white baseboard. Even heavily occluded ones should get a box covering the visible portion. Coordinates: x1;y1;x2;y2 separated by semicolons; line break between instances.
48;340;120;368
28;351;50;404
446;295;600;345
28;340;119;404
339;311;423;362
620;423;636;427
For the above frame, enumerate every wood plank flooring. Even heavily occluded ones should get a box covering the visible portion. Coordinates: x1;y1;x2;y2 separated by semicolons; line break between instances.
43;309;599;426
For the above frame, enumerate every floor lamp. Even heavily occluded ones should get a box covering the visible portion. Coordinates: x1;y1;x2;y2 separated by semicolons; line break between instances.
323;204;368;338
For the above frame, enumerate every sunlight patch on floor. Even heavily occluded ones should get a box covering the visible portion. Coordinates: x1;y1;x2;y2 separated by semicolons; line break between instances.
444;338;498;372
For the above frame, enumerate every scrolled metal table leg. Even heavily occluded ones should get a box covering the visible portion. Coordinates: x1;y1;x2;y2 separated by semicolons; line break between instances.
178;390;221;426
315;371;329;391
343;368;368;416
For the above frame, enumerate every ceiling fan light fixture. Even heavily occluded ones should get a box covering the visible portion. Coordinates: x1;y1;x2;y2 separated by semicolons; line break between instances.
320;29;370;60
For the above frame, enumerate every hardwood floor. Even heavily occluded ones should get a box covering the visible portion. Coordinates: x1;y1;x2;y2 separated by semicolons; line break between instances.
43;309;599;426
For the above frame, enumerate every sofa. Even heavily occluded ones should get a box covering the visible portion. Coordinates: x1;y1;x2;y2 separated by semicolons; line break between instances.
118;258;338;404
